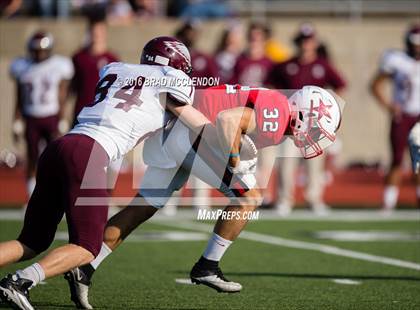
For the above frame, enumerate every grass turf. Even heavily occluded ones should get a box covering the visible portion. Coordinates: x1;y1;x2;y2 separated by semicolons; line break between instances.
0;216;419;310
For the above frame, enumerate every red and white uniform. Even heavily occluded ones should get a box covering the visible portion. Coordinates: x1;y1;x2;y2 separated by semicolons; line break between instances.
141;84;290;207
71;63;194;161
10;55;74;117
194;84;290;149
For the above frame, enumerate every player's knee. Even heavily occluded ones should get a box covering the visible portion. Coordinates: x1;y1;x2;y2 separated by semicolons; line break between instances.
238;189;262;210
17;236;53;256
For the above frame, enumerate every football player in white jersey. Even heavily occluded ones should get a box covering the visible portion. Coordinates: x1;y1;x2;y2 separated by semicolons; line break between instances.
10;31;74;197
371;24;420;212
0;36;213;310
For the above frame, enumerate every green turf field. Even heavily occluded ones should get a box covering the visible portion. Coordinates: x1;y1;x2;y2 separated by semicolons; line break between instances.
0;211;419;310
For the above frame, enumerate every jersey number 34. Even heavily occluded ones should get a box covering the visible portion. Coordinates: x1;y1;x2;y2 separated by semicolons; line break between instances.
93;74;144;112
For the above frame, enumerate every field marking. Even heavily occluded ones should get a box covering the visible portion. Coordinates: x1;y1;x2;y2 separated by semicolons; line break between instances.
54;231;208;243
0;209;419;222
159;221;420;272
332;279;361;285
175;278;194;285
313;230;420;242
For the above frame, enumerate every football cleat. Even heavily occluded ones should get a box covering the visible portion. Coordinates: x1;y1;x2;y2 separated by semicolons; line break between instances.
64;268;93;309
0;274;34;310
190;264;242;293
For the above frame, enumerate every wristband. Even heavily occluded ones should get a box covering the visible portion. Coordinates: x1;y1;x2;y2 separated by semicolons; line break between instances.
229;153;240;157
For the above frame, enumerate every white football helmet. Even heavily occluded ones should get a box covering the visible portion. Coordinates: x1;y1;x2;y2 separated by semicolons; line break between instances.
289;86;342;159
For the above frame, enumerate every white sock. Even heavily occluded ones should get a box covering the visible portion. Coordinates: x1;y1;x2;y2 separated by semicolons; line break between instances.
26;177;36;197
16;263;45;287
203;233;232;262
90;243;112;269
383;185;399;210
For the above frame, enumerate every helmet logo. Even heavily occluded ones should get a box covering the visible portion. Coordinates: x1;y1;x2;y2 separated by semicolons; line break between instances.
163;41;190;63
313;99;332;121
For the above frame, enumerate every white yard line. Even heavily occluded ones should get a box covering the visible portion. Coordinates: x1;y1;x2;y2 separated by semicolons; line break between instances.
159;221;420;272
1;209;419;222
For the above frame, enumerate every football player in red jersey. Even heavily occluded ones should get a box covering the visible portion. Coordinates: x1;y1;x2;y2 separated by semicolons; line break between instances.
65;84;342;308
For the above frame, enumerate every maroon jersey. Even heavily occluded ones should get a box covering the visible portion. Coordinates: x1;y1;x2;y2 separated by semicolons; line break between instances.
191;50;219;87
266;56;346;90
231;54;273;86
194;84;290;149
72;48;119;119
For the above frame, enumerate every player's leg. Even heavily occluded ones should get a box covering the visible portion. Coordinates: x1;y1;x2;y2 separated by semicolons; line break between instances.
65;165;184;309
0;139;65;309
23;116;41;197
408;121;420;206
277;141;299;215
305;155;329;215
1;135;110;310
181;129;262;292
383;118;405;211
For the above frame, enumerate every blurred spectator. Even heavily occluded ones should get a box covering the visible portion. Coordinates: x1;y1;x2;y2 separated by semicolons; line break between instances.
264;26;290;63
107;0;133;24
72;17;119;124
175;21;219;84
266;23;346;215
370;24;420;212
10;31;74;197
0;0;22;18
214;22;244;84
129;0;162;18
26;0;70;18
178;0;230;19
231;22;273;86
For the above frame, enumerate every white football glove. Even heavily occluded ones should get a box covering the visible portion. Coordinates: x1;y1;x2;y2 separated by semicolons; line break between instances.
229;157;257;175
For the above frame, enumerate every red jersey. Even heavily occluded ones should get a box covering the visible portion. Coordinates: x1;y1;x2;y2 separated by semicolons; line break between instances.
72;47;119;120
194;84;290;149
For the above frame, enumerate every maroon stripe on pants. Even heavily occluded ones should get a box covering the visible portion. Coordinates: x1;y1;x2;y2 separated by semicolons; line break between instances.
18;134;110;257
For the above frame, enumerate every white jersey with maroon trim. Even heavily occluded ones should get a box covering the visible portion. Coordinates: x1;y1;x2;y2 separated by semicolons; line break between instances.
380;49;420;115
10;55;74;118
70;63;194;161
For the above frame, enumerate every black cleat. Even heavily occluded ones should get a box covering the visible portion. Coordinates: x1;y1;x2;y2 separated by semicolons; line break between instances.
190;263;242;293
0;274;34;310
64;268;93;309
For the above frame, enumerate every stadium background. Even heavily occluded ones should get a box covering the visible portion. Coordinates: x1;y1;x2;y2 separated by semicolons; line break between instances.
0;0;419;206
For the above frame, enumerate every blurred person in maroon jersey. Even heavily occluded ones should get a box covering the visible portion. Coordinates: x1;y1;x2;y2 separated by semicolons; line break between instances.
214;22;244;84
72;17;119;125
371;24;420;212
230;22;273;86
266;23;346;215
175;21;219;87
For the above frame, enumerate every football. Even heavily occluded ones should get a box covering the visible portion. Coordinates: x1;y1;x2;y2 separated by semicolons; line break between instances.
239;134;258;161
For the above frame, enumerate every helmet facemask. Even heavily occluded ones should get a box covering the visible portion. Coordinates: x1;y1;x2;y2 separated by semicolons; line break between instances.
289;86;341;159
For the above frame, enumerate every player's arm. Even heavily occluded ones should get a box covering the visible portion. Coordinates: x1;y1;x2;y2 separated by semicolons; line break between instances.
216;107;256;167
370;72;398;114
58;79;71;133
12;81;24;142
166;98;212;133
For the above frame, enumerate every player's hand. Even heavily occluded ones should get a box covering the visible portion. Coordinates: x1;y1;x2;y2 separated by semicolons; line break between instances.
12;119;24;143
230;157;257;175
